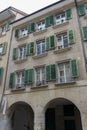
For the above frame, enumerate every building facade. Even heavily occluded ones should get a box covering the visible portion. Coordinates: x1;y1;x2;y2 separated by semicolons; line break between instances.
1;0;87;130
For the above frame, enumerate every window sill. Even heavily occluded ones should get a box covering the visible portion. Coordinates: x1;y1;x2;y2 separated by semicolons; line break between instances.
32;52;48;59
33;28;47;36
31;84;48;89
14;57;27;63
52;21;69;29
16;34;28;41
11;87;25;92
54;46;72;54
55;81;76;86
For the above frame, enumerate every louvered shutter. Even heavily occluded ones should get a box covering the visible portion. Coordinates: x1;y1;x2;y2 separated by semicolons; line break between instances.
77;5;85;16
2;42;7;55
15;29;19;38
46;65;50;81
0;67;3;84
68;30;75;45
70;59;78;77
65;9;72;20
9;73;15;88
51;64;56;80
12;48;18;60
82;26;87;41
50;36;55;48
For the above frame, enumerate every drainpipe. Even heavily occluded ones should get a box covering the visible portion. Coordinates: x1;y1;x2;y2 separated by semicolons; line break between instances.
0;27;13;109
74;0;87;72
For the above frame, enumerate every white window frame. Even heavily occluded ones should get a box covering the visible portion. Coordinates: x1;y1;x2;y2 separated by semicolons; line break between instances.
18;46;26;60
55;12;66;25
36;67;45;86
16;71;24;88
56;33;68;49
36;40;46;55
58;62;71;83
19;27;28;38
0;45;3;54
36;20;45;32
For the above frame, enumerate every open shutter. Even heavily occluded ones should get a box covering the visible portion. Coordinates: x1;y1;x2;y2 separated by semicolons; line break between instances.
12;48;18;60
6;21;10;31
9;73;15;88
2;42;7;55
30;42;34;54
15;29;19;38
68;30;75;45
70;59;78;77
46;65;50;81
45;16;54;27
77;5;85;16
26;44;30;56
51;64;56;80
82;26;87;41
65;9;72;20
46;37;50;50
24;70;29;85
29;69;34;84
50;36;55;48
0;67;3;84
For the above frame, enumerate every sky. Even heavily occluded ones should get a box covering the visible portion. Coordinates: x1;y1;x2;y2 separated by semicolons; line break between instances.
0;0;60;14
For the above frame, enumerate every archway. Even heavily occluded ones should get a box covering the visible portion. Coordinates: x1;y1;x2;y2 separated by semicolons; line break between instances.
45;98;82;130
9;101;34;130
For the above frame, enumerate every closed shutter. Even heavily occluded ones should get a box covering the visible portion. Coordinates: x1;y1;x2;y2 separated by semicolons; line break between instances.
46;37;50;50
24;70;29;85
29;69;34;84
2;42;7;55
12;48;18;60
70;59;78;77
45;16;54;27
27;23;35;33
77;5;85;16
82;26;87;41
46;65;50;81
0;67;3;84
50;36;55;48
26;42;34;56
15;29;19;38
51;64;56;80
9;73;15;88
68;30;75;45
6;21;10;31
65;9;72;20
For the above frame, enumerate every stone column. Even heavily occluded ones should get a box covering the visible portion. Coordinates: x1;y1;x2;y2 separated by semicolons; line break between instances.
81;111;87;130
34;110;45;130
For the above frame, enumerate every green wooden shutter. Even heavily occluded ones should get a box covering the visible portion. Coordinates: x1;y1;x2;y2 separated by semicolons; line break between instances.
46;37;50;50
65;9;72;20
12;48;18;60
9;73;15;88
15;29;19;38
82;26;87;41
46;65;50;81
30;42;34;54
77;5;85;16
68;30;75;45
24;70;29;85
70;59;78;77
51;64;56;80
29;69;34;84
50;36;55;48
27;23;35;33
2;42;7;55
6;21;10;31
0;67;3;84
45;16;54;27
26;44;30;56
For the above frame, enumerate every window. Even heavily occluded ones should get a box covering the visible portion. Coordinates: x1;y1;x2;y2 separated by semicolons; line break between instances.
36;67;45;86
18;46;26;60
19;27;28;38
0;25;6;36
58;62;71;83
36;20;45;31
56;33;68;49
0;45;3;54
36;40;46;55
55;12;66;25
16;71;24;88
